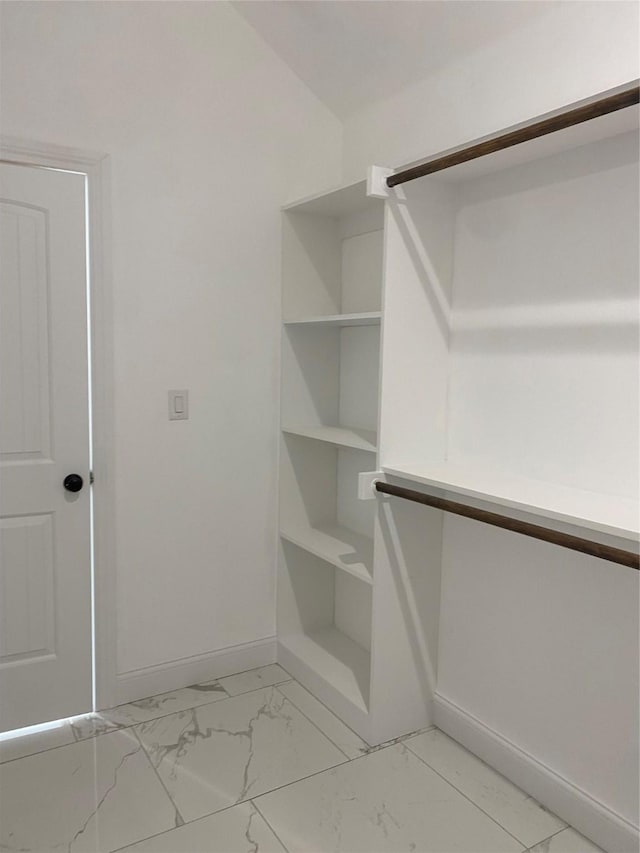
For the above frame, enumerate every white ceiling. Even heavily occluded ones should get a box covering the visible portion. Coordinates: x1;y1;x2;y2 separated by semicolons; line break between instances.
233;1;556;119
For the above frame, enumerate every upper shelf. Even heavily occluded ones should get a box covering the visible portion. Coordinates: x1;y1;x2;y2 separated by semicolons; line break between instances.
284;312;381;328
283;179;380;218
389;82;639;186
283;425;377;453
382;462;639;544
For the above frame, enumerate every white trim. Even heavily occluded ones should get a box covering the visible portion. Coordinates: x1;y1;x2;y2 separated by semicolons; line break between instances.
433;692;639;853
115;637;277;705
0;136;117;711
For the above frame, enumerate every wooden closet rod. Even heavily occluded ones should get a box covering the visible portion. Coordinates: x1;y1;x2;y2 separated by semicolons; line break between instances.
386;85;640;188
375;481;640;570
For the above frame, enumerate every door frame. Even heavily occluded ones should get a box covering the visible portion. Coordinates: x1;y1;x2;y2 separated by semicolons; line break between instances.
1;136;117;711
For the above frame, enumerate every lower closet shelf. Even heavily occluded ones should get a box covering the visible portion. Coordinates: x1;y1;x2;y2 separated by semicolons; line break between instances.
280;524;373;584
278;627;370;715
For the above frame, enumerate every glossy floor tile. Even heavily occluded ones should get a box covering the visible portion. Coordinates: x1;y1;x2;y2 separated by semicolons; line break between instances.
0;666;609;853
276;680;369;759
407;728;566;847
0;727;178;852
526;827;605;852
118;802;286;853
218;664;292;696
70;680;228;740
0;719;76;764
255;743;524;852
135;685;346;822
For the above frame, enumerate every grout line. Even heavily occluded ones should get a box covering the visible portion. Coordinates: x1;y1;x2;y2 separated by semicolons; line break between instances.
67;672;295;750
109;751;353;851
217;662;284;683
0;733;78;766
252;799;292;853
276;680;371;750
273;685;354;761
248;735;414;807
365;724;436;753
220;677;292;698
131;727;186;829
275;677;436;755
68;692;231;743
522;826;579;852
108;800;257;853
404;738;531;849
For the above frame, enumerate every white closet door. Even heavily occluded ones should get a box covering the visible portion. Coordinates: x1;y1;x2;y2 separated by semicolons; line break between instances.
0;162;92;732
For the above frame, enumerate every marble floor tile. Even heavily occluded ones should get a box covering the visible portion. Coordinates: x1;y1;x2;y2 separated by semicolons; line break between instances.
0;727;179;852
71;681;229;740
525;828;605;852
70;712;125;741
407;728;566;847
0;720;76;764
218;664;292;696
277;680;369;759
117;802;287;853
135;685;346;823
255;743;524;853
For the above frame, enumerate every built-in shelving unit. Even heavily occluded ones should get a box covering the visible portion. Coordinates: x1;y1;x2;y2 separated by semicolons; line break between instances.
277;179;384;736
277;86;639;754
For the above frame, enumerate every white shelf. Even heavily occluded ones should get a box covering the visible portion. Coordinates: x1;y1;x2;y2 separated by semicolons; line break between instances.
280;523;373;585
419;96;639;185
282;179;378;218
382;462;640;544
283;425;377;453
279;627;370;713
284;312;381;328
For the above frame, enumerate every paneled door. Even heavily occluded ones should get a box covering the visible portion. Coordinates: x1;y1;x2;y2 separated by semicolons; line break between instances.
0;162;92;732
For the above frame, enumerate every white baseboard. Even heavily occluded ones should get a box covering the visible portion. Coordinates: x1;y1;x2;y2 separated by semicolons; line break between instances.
433;692;639;853
115;637;277;705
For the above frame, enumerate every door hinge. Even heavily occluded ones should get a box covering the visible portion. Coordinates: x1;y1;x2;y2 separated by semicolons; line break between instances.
89;471;94;485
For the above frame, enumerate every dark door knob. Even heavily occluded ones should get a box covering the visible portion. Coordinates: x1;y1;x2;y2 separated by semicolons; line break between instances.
63;474;84;493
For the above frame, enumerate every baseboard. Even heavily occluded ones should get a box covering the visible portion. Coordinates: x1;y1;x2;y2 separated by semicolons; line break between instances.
115;637;277;705
433;692;639;853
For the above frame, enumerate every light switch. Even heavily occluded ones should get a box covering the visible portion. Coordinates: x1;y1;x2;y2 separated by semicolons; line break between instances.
169;389;189;420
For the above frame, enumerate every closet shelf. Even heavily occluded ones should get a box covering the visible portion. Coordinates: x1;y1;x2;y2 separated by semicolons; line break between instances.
280;523;373;585
284;312;381;328
282;178;377;218
382;462;639;543
278;627;370;714
283;425;377;453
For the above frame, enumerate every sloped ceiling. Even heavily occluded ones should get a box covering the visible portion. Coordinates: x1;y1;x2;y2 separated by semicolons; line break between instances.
233;1;556;119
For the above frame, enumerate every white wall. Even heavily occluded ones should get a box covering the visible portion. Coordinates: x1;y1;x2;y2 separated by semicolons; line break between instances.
0;1;341;684
343;0;640;838
343;1;639;179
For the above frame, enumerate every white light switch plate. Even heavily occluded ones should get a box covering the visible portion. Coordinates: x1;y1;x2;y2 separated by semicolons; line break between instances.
169;389;189;420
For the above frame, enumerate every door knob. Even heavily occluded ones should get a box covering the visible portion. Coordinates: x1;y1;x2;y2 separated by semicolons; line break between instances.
63;474;84;493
